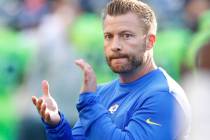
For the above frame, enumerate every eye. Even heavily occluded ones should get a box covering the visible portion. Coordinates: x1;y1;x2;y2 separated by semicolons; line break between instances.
122;33;133;39
104;34;113;40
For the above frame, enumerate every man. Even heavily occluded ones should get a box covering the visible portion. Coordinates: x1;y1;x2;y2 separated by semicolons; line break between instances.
32;0;191;139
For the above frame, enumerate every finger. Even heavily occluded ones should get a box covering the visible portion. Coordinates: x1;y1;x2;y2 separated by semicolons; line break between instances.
36;98;43;112
32;96;38;106
75;59;92;81
75;59;85;70
40;103;47;118
75;59;93;73
42;80;50;97
45;112;51;123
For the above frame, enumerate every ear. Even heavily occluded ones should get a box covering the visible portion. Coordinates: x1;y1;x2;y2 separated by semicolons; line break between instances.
146;34;156;50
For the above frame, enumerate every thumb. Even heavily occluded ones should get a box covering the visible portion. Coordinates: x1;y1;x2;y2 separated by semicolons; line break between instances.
42;80;50;97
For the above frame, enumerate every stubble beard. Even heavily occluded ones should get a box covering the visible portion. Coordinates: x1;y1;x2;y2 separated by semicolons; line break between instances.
106;54;143;74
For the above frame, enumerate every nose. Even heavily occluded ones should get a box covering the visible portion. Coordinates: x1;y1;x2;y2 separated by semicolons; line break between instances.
111;36;122;52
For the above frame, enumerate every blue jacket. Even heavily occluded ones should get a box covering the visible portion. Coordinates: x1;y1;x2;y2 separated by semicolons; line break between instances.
43;68;191;140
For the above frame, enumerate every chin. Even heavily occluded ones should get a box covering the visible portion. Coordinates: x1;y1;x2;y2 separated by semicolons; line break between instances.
110;65;132;74
110;62;143;74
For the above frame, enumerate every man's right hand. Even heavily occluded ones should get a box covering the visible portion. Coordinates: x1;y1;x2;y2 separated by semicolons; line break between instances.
32;80;61;126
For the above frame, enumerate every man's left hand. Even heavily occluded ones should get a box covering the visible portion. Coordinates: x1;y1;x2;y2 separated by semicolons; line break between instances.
75;59;97;93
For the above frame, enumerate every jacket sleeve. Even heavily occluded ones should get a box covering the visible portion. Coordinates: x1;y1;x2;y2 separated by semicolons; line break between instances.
43;113;86;140
76;92;185;140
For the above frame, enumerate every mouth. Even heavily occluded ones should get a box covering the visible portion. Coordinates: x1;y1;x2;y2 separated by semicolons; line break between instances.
111;57;128;64
109;54;128;60
111;56;127;59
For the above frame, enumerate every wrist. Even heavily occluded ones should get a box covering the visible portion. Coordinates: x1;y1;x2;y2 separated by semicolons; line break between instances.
43;112;68;131
42;111;61;127
77;93;97;111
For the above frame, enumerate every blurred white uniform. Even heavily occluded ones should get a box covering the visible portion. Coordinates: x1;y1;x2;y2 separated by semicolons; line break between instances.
182;71;210;140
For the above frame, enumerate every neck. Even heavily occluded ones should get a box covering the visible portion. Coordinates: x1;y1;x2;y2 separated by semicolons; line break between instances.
119;57;157;83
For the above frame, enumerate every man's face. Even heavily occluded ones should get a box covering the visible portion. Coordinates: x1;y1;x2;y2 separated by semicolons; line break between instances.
103;12;147;74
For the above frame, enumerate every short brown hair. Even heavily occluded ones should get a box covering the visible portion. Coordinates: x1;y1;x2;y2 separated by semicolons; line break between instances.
102;0;157;35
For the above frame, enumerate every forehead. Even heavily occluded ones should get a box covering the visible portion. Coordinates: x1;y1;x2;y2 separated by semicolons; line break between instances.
103;12;143;33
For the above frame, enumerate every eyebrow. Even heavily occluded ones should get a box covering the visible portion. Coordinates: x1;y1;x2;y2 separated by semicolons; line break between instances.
119;30;135;34
104;30;135;35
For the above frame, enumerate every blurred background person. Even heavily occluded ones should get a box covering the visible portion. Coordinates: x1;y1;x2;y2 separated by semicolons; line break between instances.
181;5;210;139
10;0;49;30
15;0;81;140
181;41;210;140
